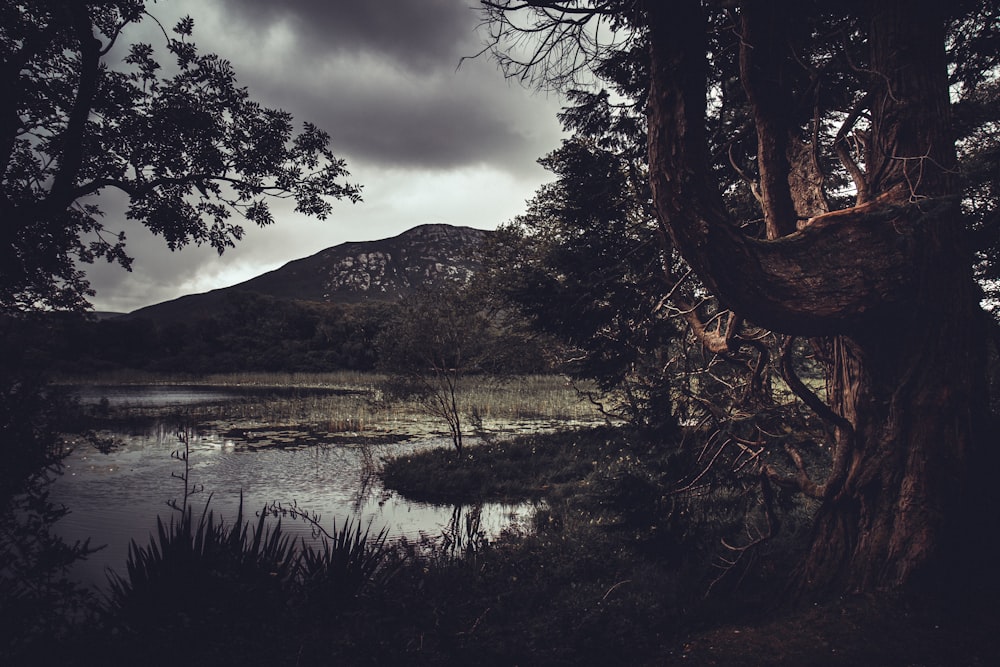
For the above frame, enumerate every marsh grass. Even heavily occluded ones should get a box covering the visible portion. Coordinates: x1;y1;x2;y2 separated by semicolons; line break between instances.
56;417;989;665
104;497;407;644
64;372;605;448
296;518;400;612
456;374;602;423
345;425;754;663
380;426;631;504
53;369;381;389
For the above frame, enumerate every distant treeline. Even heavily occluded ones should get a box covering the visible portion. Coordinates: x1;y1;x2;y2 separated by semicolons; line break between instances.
10;293;395;374
11;291;551;376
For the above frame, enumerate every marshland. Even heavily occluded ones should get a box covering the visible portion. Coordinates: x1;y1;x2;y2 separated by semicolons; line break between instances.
8;363;996;666
50;371;605;588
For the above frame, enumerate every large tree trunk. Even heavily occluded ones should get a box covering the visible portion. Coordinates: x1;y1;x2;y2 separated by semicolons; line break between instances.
798;2;987;592
800;264;985;591
646;0;989;593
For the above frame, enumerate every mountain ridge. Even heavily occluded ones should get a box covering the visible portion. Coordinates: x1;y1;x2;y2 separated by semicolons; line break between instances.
126;223;492;322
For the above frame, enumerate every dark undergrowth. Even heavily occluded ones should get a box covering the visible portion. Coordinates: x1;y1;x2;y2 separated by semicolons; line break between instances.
378;425;632;504
8;425;1000;666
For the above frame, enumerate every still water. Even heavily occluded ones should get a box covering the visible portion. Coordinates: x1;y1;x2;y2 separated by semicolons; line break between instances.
51;386;537;589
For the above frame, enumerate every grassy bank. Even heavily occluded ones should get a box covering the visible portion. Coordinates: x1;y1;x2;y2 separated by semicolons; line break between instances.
379;426;629;503
13;422;1000;665
370;426;1000;665
19;369;1000;665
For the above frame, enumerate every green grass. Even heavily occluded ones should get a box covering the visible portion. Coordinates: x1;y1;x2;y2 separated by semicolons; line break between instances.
379;425;629;504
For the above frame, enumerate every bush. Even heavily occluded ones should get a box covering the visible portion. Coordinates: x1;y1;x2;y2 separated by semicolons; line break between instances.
105;497;296;636
296;518;399;612
0;373;96;665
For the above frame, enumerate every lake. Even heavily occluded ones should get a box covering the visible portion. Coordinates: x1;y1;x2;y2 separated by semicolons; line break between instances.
50;382;568;589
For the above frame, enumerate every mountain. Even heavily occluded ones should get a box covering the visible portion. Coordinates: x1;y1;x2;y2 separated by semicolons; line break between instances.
126;223;491;322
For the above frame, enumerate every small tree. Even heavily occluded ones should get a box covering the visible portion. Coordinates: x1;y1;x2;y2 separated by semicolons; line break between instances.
376;283;518;455
484;132;682;433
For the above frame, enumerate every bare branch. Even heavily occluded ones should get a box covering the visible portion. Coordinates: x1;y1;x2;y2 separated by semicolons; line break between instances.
833;92;873;205
728;143;763;206
706;473;779;595
478;0;637;90
766;336;854;499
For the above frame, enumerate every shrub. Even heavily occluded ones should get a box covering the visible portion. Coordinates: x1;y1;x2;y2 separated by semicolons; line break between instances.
105;496;296;636
296;518;399;612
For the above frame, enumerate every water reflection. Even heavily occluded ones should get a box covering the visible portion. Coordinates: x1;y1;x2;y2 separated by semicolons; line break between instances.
72;384;247;408
52;417;536;590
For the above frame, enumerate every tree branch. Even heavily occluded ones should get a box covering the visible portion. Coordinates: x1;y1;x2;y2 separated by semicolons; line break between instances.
0;14;68;181
738;0;799;238
768;335;854;499
49;5;102;210
646;0;933;337
832;92;873;204
480;0;630;89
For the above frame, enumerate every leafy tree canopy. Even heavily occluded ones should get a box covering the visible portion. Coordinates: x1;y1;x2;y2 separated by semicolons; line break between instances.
1;1;362;313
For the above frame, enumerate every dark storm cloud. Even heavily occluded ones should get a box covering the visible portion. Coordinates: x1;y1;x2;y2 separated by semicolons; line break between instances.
218;0;481;73
247;61;558;172
196;0;560;173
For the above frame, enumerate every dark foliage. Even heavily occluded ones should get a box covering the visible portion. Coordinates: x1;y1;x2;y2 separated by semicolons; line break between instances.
0;365;96;665
1;1;359;314
10;296;398;374
484;134;681;433
105;500;295;636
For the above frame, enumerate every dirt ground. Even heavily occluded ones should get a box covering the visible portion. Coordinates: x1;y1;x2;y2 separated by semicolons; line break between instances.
667;593;1000;666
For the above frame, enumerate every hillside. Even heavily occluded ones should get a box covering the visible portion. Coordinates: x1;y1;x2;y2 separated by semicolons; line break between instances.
126;223;491;322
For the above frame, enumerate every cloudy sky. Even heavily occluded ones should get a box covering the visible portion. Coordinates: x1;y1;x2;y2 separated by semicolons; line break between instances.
86;0;567;312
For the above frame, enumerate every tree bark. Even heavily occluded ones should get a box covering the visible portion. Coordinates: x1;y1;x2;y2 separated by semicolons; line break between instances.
646;0;988;593
795;2;984;592
738;0;799;238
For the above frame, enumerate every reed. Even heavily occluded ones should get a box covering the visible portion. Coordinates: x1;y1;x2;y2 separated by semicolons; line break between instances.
68;372;604;441
449;374;602;423
53;369;384;390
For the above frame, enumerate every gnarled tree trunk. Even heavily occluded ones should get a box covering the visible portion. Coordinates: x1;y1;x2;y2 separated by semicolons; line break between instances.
646;0;988;593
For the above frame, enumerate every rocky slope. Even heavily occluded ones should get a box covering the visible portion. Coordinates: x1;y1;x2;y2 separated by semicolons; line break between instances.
127;223;491;321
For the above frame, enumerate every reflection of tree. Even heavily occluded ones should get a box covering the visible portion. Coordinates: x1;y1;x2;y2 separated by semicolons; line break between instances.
350;440;383;511
441;504;486;558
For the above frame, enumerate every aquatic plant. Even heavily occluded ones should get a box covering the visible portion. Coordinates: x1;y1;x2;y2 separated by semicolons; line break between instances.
295;517;399;611
105;495;296;635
